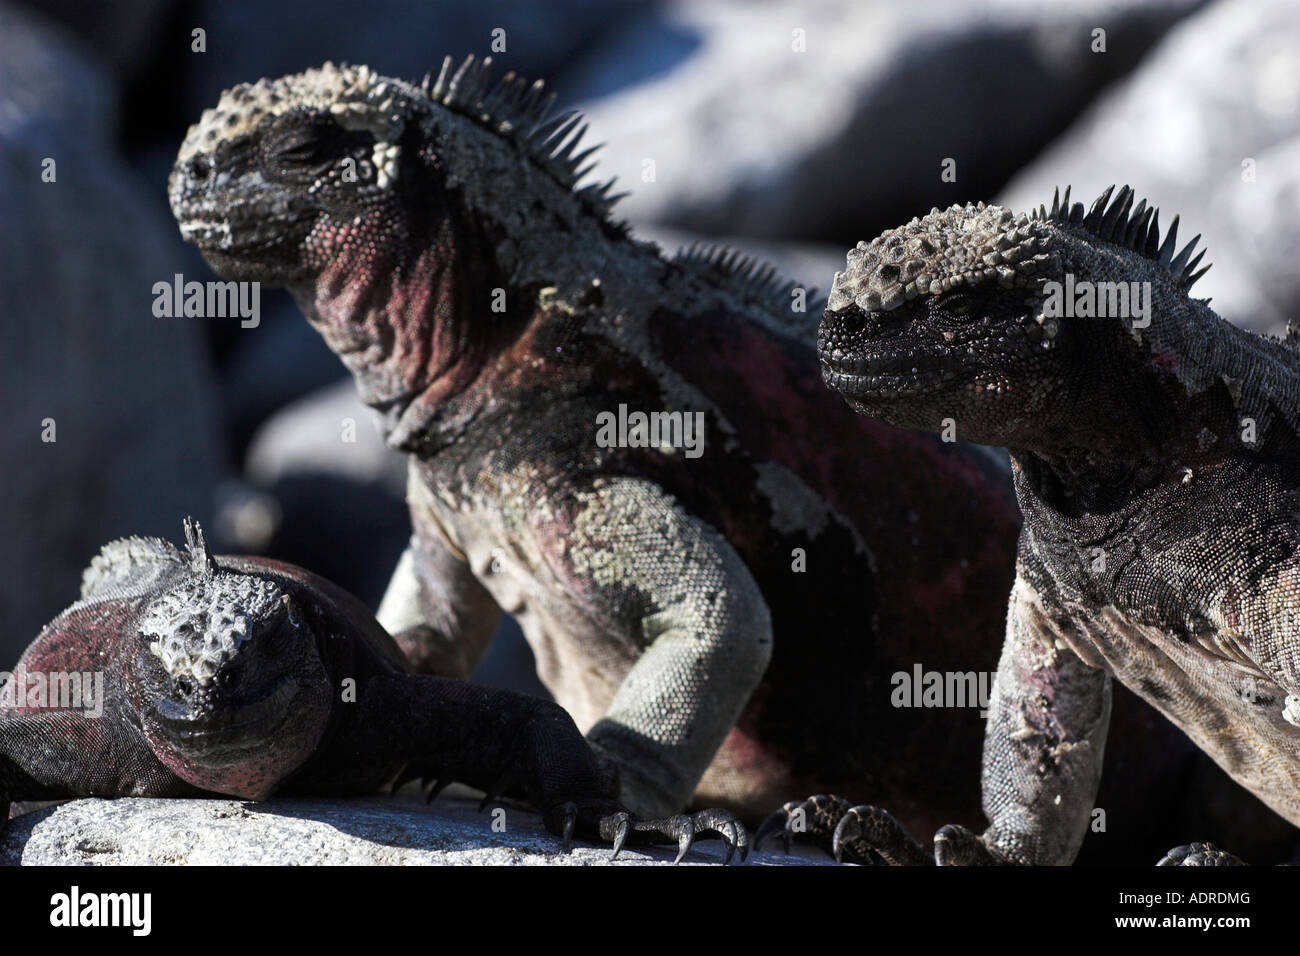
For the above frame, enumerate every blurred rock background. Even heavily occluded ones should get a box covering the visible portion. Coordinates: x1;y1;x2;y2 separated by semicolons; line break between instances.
2;0;1296;697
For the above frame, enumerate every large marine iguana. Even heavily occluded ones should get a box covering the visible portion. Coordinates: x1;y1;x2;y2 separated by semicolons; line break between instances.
0;519;748;861
812;185;1300;865
167;56;1026;835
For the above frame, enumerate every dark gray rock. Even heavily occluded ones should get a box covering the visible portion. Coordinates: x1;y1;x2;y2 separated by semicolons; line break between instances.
237;379;408;608
11;0;175;80
999;0;1300;334
219;297;347;445
0;4;223;665
569;0;1209;243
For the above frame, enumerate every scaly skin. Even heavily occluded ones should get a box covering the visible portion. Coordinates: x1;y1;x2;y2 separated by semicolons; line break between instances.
815;185;1300;865
0;520;747;862
167;57;1037;841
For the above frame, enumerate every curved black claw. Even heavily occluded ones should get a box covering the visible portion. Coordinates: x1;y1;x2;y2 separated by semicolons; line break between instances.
833;805;933;866
561;802;578;851
687;808;749;864
608;811;631;859
756;794;903;864
610;808;749;864
479;769;523;810
423;778;451;805
933;823;1008;865
755;800;805;855
1157;842;1248;866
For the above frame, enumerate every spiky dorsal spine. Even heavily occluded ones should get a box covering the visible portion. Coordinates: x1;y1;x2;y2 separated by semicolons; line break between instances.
79;534;187;602
672;243;825;322
1032;184;1212;291
183;516;216;579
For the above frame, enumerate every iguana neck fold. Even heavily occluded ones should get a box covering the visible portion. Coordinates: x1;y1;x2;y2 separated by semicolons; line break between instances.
288;194;520;446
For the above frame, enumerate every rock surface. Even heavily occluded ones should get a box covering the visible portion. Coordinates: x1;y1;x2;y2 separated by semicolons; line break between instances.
999;0;1300;334
571;0;1208;243
0;5;223;665
2;796;831;866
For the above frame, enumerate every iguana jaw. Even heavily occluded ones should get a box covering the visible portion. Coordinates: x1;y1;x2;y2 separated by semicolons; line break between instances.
137;658;330;800
818;291;1047;443
820;343;964;401
174;205;320;284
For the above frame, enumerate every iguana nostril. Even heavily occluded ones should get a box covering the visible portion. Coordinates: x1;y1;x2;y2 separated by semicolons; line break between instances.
185;156;211;181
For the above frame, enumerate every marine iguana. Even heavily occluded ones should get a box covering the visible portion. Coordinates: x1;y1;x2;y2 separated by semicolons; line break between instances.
167;56;1026;834
812;185;1300;865
0;519;746;862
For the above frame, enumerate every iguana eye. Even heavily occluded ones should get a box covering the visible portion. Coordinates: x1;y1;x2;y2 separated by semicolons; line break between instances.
271;128;333;167
264;114;341;171
941;293;972;316
275;136;327;164
933;291;975;320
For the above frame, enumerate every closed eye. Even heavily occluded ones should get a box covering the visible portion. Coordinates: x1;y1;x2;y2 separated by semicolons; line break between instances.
275;136;328;164
934;292;973;316
263;113;345;172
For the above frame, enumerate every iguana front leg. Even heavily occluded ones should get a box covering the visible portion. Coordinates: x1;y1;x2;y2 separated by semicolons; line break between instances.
377;467;502;677
943;579;1112;864
542;478;774;820
307;673;748;861
760;579;1109;865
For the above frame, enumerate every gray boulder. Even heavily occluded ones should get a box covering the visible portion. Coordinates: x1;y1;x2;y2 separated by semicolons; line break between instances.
999;0;1300;334
0;4;223;665
2;796;830;866
569;0;1209;242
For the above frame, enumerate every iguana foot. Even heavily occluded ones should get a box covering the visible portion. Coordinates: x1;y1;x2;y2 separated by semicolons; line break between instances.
598;808;749;865
932;823;1010;865
538;797;747;864
1157;843;1248;866
755;794;932;865
755;796;1011;865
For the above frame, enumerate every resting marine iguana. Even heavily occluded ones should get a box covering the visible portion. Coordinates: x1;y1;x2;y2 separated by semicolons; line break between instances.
815;185;1300;865
167;56;1025;835
0;519;747;861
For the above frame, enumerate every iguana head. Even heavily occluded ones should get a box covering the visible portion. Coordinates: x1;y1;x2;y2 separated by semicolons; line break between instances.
169;57;617;433
128;520;332;800
170;62;426;287
819;186;1212;454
